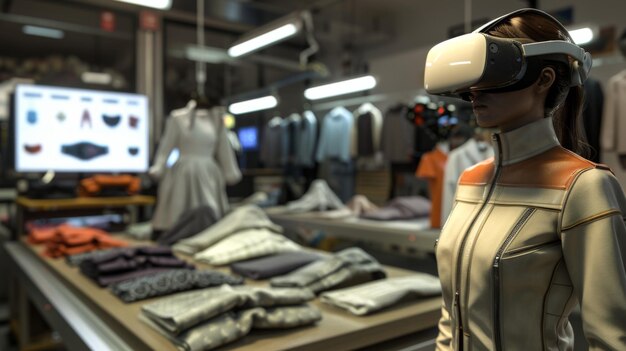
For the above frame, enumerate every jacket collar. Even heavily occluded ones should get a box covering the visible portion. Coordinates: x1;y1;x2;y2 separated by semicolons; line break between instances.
493;117;560;166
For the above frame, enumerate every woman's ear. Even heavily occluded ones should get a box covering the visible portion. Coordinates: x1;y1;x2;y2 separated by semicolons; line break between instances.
536;67;556;94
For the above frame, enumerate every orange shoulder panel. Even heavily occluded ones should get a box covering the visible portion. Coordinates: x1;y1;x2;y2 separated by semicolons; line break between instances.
498;147;595;189
459;157;495;185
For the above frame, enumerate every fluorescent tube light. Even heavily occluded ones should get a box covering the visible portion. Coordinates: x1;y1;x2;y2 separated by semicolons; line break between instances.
304;75;377;100
113;0;172;9
228;24;298;57
81;72;112;85
22;25;64;39
229;96;278;115
568;27;594;45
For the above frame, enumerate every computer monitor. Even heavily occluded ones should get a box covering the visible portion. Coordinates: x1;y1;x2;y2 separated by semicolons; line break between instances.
237;126;258;151
14;84;149;173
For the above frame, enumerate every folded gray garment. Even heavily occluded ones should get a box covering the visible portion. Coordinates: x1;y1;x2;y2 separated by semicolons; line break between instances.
320;274;442;315
231;251;324;280
360;196;431;221
157;205;217;246
141;285;315;335
173;205;282;255
142;305;321;351
270;247;386;294
193;229;301;266
286;179;346;213
110;269;244;303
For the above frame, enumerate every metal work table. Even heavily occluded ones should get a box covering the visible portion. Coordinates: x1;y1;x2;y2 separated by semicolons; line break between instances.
7;238;441;351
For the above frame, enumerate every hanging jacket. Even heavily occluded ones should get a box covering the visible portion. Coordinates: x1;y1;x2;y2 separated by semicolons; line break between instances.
435;117;626;351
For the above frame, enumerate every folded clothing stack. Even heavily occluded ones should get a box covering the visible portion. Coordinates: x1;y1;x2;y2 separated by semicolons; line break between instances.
270;247;386;294
231;251;324;280
28;224;128;258
360;196;431;221
320;274;442;315
79;246;194;287
173;205;282;256
110;269;244;303
141;285;321;351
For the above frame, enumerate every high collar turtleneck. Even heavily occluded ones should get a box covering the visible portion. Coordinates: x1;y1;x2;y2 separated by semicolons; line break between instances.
493;117;561;166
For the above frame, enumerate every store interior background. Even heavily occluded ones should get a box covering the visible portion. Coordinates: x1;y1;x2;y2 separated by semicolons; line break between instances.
0;0;625;350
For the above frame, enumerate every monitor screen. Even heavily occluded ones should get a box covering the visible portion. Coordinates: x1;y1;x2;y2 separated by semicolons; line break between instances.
237;126;258;151
14;84;149;173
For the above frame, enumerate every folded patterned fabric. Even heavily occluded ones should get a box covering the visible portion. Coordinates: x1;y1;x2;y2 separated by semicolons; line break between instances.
141;285;315;334
173;205;282;255
320;274;442;315
141;305;321;351
79;246;194;287
360;196;431;221
156;205;218;246
193;229;301;266
28;224;128;258
270;247;386;294
66;247;127;266
110;269;244;303
231;251;324;280
347;195;379;215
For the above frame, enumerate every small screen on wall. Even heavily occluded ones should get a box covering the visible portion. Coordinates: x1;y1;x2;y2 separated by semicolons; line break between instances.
237;126;258;151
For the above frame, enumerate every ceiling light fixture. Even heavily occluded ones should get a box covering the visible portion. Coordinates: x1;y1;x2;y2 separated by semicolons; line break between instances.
304;75;377;100
568;27;594;45
22;25;64;39
228;95;278;115
227;12;305;58
113;0;172;10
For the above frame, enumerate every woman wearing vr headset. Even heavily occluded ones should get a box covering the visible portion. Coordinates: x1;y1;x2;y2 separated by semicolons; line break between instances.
426;9;626;351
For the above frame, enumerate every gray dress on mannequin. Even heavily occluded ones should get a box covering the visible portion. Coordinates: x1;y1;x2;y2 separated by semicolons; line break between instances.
150;105;242;231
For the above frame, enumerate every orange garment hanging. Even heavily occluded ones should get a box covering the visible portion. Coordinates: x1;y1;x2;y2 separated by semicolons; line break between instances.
416;147;448;228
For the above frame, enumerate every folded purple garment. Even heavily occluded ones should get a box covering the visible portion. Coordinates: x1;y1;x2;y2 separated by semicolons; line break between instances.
230;251;323;280
79;246;194;287
360;196;431;221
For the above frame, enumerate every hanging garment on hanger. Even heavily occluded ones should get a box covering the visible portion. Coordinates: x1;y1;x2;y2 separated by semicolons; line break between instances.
149;105;241;231
315;107;353;163
260;116;288;167
441;138;494;224
416;147;448;228
298;111;318;167
352;103;384;170
381;105;414;163
601;70;626;154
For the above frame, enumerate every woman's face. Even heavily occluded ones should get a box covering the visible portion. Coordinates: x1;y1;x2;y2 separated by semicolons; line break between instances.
469;85;544;132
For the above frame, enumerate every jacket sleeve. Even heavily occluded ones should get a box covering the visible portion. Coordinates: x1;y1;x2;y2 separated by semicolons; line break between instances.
435;300;453;350
214;115;242;185
148;116;179;180
560;168;626;351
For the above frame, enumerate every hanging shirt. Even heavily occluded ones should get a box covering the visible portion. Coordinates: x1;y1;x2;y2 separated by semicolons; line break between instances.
260;116;287;167
601;70;626;153
381;106;414;163
315;106;353;163
298;111;318;167
441;138;494;224
416;147;448;228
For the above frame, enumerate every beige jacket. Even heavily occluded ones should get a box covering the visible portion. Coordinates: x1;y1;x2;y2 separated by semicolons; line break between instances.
436;117;626;351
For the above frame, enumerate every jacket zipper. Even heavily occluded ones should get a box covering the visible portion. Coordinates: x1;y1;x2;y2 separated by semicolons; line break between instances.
453;134;503;350
492;207;536;351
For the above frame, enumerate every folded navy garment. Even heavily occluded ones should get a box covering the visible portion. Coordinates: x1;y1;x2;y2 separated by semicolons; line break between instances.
156;205;217;246
102;114;121;127
79;246;193;287
61;142;108;161
231;251;324;280
110;269;244;303
360;196;431;221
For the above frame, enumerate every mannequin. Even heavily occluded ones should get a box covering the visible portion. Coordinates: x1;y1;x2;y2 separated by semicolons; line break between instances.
149;96;242;232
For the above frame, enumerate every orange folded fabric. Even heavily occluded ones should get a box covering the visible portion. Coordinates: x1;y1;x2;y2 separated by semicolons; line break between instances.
28;224;128;258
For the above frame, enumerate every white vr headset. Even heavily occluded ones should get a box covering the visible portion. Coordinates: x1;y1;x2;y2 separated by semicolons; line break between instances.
424;8;592;99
